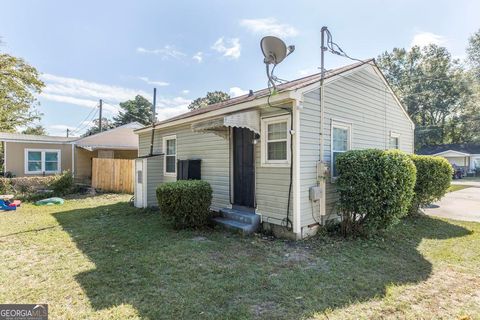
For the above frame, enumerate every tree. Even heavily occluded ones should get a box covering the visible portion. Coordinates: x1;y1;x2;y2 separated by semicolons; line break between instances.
113;95;153;126
188;91;230;110
22;125;47;135
467;29;480;80
82;118;115;136
377;45;470;149
0;53;44;132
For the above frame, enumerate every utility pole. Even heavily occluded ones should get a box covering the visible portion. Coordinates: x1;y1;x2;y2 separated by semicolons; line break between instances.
98;99;103;132
66;128;70;137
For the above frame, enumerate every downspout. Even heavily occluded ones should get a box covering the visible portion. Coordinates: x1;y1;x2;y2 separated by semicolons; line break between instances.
71;143;75;178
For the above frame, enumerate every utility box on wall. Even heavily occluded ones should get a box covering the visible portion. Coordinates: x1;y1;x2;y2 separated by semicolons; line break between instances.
177;159;201;180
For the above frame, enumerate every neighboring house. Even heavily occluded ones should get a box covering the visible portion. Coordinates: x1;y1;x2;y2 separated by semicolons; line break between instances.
417;143;480;173
134;60;414;239
0;122;142;182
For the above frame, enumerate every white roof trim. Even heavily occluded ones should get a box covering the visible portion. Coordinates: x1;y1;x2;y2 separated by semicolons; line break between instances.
432;150;471;157
135;92;293;134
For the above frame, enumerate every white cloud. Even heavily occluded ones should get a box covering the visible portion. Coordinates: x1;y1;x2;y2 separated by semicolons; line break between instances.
240;18;298;37
138;76;170;87
192;51;203;63
181;89;190;95
211;37;241;59
298;67;318;76
136;45;186;60
40;73;190;127
155;97;192;121
410;32;447;48
229;87;248;97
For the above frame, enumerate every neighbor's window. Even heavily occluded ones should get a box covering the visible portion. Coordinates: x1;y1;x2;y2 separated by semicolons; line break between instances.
389;132;400;149
163;135;177;176
25;149;61;174
331;121;351;178
261;115;291;166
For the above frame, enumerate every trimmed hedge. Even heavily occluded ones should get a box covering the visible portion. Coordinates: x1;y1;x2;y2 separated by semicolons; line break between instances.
156;180;213;229
336;149;417;236
409;155;453;215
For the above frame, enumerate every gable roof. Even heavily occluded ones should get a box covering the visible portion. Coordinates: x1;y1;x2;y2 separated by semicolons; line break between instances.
417;143;480;156
0;132;77;144
0;122;143;149
75;122;143;150
136;59;383;133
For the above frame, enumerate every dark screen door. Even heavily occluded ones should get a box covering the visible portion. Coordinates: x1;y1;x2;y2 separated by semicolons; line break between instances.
233;127;255;208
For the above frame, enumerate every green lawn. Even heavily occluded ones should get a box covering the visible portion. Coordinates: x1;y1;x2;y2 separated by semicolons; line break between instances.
0;195;479;319
448;184;471;192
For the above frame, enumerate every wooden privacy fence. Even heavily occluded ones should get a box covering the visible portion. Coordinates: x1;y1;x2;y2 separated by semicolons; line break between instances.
92;158;134;193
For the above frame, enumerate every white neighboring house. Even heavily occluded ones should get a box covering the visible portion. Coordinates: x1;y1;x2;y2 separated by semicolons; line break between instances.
417;144;480;174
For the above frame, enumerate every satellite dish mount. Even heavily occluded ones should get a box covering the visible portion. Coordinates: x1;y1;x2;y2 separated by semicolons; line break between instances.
260;36;295;91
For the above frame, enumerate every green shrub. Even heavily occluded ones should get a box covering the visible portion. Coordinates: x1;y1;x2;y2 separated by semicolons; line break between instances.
156;180;213;229
336;149;417;236
48;171;74;195
409;155;453;215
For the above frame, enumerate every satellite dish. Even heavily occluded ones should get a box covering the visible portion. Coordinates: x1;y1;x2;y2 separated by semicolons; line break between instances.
261;36;294;65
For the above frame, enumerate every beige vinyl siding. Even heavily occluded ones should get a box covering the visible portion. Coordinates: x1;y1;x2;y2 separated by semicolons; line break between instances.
256;107;293;226
299;90;322;227
4;142;73;177
321;66;414;221
138;125;230;210
145;156;163;206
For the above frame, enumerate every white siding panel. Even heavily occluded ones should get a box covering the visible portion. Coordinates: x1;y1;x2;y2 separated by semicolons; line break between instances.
299;65;414;227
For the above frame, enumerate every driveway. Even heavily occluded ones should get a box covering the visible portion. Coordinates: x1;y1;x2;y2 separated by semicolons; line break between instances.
424;187;480;222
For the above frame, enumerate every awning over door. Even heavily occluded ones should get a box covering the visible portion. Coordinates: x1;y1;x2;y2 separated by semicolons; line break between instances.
191;110;260;139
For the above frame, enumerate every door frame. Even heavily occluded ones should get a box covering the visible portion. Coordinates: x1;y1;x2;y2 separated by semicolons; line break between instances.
229;127;256;210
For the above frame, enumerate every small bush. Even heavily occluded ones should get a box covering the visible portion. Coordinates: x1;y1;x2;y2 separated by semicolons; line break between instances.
48;171;74;195
409;155;453;215
336;149;416;236
156;180;213;229
0;178;14;195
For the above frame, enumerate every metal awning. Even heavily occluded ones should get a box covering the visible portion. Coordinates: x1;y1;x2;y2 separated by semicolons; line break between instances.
191;110;260;139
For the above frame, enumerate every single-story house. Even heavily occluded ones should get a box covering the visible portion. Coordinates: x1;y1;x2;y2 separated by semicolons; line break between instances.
134;60;414;239
0;122;142;181
417;143;480;173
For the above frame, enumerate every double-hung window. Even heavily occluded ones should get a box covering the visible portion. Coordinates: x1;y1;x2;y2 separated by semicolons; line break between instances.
261;115;291;167
163;135;177;176
331;121;351;179
389;132;400;149
25;149;61;174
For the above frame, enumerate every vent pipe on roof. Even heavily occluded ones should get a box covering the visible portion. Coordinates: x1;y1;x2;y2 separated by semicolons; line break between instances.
149;88;157;156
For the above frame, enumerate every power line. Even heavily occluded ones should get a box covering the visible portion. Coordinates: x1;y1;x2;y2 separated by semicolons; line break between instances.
71;107;99;135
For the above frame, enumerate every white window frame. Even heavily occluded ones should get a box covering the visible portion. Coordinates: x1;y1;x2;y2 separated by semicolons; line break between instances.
331;120;352;180
163;135;177;177
261;114;291;167
389;131;401;150
24;148;61;174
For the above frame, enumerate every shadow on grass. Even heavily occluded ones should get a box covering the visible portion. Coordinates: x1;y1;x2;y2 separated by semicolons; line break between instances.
53;203;471;320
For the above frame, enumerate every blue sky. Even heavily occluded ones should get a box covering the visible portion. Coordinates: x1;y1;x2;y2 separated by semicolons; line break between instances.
1;0;479;136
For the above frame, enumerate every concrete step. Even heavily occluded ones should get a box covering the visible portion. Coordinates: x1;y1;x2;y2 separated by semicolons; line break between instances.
219;208;261;225
212;208;260;235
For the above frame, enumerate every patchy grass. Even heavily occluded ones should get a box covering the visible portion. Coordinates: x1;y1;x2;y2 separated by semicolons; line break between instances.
0;194;479;319
448;184;471;192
